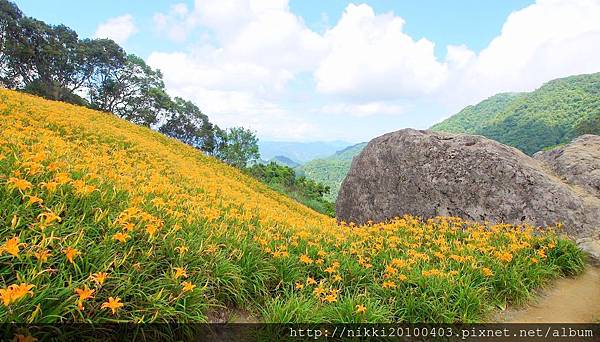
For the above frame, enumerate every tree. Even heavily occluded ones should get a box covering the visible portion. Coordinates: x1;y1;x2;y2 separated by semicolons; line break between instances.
245;161;334;216
80;39;126;92
4;17;85;101
89;54;168;127
1;1;127;104
158;97;216;152
216;127;260;168
575;114;600;136
247;162;296;187
0;0;22;87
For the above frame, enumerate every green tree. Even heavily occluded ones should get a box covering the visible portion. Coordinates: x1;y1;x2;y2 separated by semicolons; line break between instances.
89;54;168;127
0;0;22;87
3;17;84;101
76;38;126;95
217;127;260;168
159;97;217;152
246;161;334;216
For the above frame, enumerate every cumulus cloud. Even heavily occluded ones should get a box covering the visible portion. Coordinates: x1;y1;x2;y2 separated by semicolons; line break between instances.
320;102;406;118
441;0;600;109
153;3;197;43
445;45;476;69
94;15;138;45
153;0;326;72
315;4;447;100
148;0;327;140
155;85;316;140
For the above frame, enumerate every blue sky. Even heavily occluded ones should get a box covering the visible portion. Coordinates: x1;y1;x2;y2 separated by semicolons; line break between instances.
15;1;532;59
13;0;600;143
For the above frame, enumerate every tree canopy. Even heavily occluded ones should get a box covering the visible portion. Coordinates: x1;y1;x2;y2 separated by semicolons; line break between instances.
297;142;367;202
216;127;260;168
247;161;335;216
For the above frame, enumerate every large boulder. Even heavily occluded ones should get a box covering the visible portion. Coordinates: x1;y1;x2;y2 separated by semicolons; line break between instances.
533;135;600;198
336;129;600;242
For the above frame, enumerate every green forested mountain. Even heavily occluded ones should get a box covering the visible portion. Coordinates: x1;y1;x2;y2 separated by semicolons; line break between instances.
269;155;301;168
297;142;367;201
430;93;522;134
431;72;600;155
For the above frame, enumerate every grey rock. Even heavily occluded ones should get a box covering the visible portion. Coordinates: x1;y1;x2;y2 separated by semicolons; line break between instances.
533;135;600;198
576;237;600;264
336;129;600;241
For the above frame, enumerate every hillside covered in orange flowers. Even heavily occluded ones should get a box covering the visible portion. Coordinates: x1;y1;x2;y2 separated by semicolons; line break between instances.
0;90;585;323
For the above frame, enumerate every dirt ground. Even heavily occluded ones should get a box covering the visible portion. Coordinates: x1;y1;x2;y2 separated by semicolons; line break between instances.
496;266;600;323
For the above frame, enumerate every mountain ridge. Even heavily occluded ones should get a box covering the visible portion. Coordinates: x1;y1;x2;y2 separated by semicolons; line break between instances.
259;140;351;163
431;72;600;154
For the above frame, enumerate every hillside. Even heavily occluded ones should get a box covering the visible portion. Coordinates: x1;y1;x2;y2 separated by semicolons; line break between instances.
431;73;600;155
430;93;523;134
269;155;301;168
298;142;367;201
0;90;583;323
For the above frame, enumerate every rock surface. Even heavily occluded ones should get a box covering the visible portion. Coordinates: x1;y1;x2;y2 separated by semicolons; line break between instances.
336;129;600;243
533;135;600;198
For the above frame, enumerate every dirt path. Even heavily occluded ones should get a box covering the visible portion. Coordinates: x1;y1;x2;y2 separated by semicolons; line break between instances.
497;266;600;323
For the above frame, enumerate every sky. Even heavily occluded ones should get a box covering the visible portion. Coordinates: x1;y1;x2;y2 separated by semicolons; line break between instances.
13;0;600;143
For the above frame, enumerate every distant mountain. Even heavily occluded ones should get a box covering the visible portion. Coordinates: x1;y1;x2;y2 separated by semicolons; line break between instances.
259;140;351;163
269;155;301;168
298;142;367;202
431;72;600;155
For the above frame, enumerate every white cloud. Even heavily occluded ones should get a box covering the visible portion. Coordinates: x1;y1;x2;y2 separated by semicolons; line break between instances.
154;85;316;140
445;44;475;69
315;4;447;100
153;3;194;42
148;0;327;140
148;51;293;94
153;0;326;72
94;15;138;45
320;102;405;118
441;0;600;109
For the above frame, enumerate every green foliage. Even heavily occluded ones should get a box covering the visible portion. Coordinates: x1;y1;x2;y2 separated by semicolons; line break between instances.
574;111;600;136
431;73;600;155
89;54;168;127
298;143;367;202
158;97;216;152
216;127;260;169
430;93;522;134
246;162;335;216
